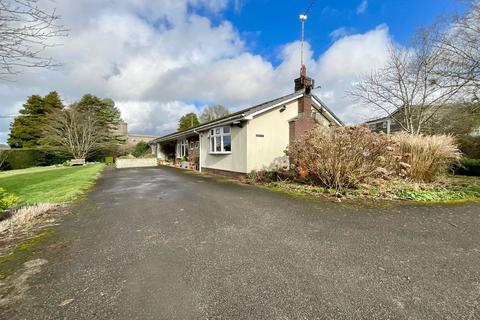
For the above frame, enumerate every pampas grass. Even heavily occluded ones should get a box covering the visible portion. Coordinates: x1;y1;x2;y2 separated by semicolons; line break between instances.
393;133;461;182
287;125;462;191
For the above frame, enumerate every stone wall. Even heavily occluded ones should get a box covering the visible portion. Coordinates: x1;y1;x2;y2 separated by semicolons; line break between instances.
115;158;158;169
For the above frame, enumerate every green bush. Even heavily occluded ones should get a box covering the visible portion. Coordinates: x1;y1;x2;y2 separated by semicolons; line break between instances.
132;141;150;158
453;158;480;176
0;187;17;212
396;187;480;202
105;156;114;164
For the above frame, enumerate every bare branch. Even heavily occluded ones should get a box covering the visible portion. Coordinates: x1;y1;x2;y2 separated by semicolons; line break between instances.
348;19;476;134
0;0;68;78
41;107;108;159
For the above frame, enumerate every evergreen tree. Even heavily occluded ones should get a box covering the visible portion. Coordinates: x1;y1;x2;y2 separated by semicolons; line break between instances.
8;92;64;148
178;113;200;131
43;91;64;112
74;94;121;129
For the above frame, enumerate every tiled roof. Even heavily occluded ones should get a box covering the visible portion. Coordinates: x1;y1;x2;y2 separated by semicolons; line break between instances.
151;89;344;143
152;91;304;143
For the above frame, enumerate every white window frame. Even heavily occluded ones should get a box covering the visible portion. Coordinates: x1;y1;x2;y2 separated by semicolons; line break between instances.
208;126;232;154
176;139;188;158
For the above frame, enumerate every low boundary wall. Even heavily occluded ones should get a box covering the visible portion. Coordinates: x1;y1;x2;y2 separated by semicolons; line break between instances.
116;158;158;169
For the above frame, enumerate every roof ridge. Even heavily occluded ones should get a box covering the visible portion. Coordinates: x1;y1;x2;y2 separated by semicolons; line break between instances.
152;91;305;142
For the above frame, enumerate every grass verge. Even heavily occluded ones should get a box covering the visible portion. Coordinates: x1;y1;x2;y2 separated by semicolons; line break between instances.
0;164;105;205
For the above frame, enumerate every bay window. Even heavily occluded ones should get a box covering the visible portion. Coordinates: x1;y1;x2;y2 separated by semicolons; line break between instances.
209;126;231;153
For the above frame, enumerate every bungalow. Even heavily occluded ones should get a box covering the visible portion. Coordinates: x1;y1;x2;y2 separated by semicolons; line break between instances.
150;72;344;177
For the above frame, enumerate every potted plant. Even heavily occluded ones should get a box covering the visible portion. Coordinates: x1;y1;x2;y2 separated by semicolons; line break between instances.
180;156;189;168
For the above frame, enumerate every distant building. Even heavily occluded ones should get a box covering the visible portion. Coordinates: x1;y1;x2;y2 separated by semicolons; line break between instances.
365;116;402;134
127;134;159;145
365;104;479;136
111;120;128;143
112;121;158;145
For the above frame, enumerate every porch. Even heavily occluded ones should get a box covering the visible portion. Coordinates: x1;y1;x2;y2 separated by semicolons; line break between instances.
154;133;200;171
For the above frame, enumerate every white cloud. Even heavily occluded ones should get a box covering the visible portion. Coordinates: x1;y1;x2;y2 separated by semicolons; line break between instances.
314;25;391;123
329;27;349;40
118;101;197;134
233;0;245;13
356;0;368;14
1;0;393;143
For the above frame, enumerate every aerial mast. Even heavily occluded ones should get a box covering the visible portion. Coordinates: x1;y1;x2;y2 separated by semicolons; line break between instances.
299;13;307;76
299;0;316;77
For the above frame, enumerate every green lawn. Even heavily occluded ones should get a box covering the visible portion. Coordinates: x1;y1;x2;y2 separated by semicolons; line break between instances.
0;164;105;205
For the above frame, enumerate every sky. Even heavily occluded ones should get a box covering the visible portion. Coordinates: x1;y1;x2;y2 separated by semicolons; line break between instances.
0;0;468;143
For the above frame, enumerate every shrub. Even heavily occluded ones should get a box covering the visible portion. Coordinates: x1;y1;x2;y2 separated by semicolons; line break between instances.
247;170;279;183
458;136;480;159
453;158;480;176
0;203;57;233
287;126;398;190
393;133;461;182
0;187;17;212
132;141;150;158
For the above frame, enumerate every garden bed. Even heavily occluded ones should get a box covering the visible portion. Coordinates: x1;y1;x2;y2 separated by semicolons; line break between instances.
261;175;480;203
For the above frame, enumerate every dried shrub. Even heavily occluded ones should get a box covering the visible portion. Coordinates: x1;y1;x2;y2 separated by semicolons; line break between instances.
246;170;296;184
287;126;398;190
393;133;461;182
0;203;57;234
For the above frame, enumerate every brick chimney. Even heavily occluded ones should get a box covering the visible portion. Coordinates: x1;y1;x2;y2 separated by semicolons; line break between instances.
294;65;315;93
289;66;317;144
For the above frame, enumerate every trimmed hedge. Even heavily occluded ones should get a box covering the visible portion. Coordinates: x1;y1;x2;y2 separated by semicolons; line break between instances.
459;136;480;159
453;158;480;176
2;148;69;170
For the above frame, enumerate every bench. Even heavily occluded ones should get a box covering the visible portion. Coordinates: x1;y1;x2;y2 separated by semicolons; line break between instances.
70;159;86;166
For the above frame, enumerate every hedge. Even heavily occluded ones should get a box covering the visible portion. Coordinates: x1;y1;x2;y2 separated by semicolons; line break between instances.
2;148;69;170
453;158;480;176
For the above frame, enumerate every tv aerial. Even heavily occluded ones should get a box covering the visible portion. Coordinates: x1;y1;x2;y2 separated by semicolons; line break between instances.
299;0;317;75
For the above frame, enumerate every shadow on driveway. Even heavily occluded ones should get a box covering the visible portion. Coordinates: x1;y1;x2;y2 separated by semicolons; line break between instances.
2;166;480;319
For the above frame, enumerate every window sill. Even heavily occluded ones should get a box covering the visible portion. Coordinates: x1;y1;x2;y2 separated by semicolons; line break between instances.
209;152;232;155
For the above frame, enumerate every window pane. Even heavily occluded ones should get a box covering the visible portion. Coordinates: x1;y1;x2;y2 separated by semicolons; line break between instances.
210;137;214;152
215;128;220;134
223;126;230;134
223;135;231;152
210;129;214;135
216;136;221;152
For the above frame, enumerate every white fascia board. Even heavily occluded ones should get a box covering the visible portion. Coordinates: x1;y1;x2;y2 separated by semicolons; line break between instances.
194;114;245;132
311;97;342;126
156;130;195;143
243;94;303;120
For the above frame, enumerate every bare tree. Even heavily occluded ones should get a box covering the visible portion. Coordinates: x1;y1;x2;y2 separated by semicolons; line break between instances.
437;1;480;100
0;0;67;77
349;26;472;134
199;105;230;123
42;108;107;160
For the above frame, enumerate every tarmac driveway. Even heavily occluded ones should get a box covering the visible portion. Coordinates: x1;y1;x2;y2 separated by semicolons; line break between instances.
2;166;480;319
